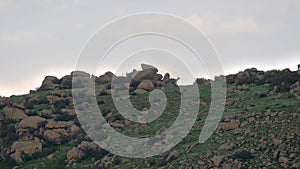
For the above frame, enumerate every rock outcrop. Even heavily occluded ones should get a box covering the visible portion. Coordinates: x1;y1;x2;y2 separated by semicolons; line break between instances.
40;76;60;90
126;64;179;94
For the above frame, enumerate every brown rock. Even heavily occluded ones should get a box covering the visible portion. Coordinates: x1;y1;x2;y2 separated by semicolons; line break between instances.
77;141;102;152
197;160;205;166
40;76;60;90
43;130;62;141
132;69;157;83
211;155;224;167
272;139;282;147
13;103;26;110
42;109;53;116
70;125;80;135
226;98;239;107
247;117;255;123
291;162;300;168
99;156;112;168
45;119;73;129
47;153;55;160
124;119;132;126
61;108;76;116
165;150;179;163
133;89;147;95
4;107;28;121
109;121;125;128
217;120;240;132
10;151;23;163
96;71;116;85
219;143;236;150
0;97;11;108
11;138;42;156
67;147;85;162
137;80;154;91
18;116;46;129
160;150;179;166
290;82;300;99
46;95;61;104
279;156;289;164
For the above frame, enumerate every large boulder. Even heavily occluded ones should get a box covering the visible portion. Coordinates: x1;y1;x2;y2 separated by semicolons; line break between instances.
131;69;158;83
40;76;60;90
137;80;154;91
10;138;42;162
4;107;28;121
43;120;80;144
96;71;116;85
18;116;46;129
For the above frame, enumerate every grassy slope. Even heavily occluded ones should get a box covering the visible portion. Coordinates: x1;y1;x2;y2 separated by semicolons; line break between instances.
1;83;299;168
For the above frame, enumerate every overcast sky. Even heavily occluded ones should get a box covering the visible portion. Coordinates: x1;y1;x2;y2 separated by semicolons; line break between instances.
1;0;300;96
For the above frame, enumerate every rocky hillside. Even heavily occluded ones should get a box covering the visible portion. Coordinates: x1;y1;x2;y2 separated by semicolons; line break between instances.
0;65;299;169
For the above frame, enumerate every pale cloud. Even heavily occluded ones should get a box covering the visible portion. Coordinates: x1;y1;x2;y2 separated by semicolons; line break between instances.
221;19;258;34
0;31;52;43
185;15;284;37
0;0;14;8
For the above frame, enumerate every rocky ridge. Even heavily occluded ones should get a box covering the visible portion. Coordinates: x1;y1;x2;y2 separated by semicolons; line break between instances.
0;65;299;168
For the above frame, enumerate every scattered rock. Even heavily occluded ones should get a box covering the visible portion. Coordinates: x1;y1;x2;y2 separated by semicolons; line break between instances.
226;98;239;107
272;139;282;147
159;150;179;166
197;160;205;166
47;153;55;160
211;155;224;167
279;156;289;164
109;121;125;129
67;147;85;162
217;120;240;132
98;156;112;168
219;143;236;150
